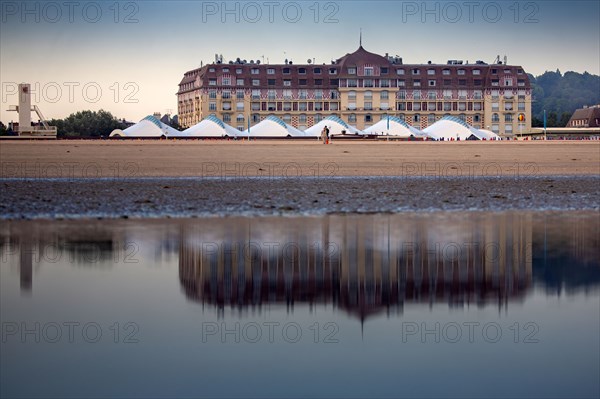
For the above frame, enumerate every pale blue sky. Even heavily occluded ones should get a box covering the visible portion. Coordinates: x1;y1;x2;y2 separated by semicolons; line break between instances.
1;0;598;122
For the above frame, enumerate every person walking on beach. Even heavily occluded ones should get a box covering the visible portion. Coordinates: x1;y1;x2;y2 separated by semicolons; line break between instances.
321;125;328;144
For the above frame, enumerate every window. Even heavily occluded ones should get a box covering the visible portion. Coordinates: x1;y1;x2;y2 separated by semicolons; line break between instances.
413;90;421;100
398;79;405;87
267;90;276;100
505;114;513;122
458;102;466;111
209;67;215;72
365;114;372;123
237;114;244;123
209;90;217;99
267;68;275;74
315;114;323;122
364;79;374;87
315;79;323;85
251;89;260;99
252;114;260;122
268;79;275;86
412;68;420;75
283;90;292;100
364;102;373;110
315;90;323;99
283;68;290;74
348;67;356;75
491;68;498;74
504;78;513;86
458;114;466;122
492;102;499;111
474;79;482;86
348;90;356;99
413;80;421;87
252;79;260;86
458;79;466;86
398;90;406;99
313;67;321;74
428;114;436;124
347;79;357;87
380;79;390;87
458;69;466;75
380;91;389;100
236;68;242;74
222;102;231;110
397;69;405;75
283;79;291;87
267;102;275;111
427;102;436;111
443;102;451;111
381;67;388;74
299;68;306;74
236;78;244;86
504;103;513;111
222;114;231;123
364;67;373;76
427;69;435;75
283;114;291;123
299;102;307;111
299;79;307;86
428;80;436;87
209;79;216;86
364;90;372;99
504;69;511;74
222;77;231;85
473;69;481;75
517;80;525;87
413;114;420;122
299;114;307;123
236;101;244;110
222;90;231;99
413;102;421;111
491;89;499;99
443;90;452;99
251;68;259;74
329;68;337;75
474;114;481;122
209;102;216;111
443;69;450;75
458;90;467;99
474;102;482;111
427;91;436;100
492;113;500;122
299;90;307;99
517;69;524;74
236;90;244;99
518;102;525;111
474;90;482;99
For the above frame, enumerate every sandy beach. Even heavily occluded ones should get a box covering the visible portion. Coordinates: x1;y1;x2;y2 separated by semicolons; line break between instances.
1;140;599;178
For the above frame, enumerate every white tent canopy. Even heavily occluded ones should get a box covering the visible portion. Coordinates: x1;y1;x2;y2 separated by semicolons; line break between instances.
363;116;426;138
304;115;363;137
423;116;499;141
110;115;179;138
181;115;240;137
240;115;305;137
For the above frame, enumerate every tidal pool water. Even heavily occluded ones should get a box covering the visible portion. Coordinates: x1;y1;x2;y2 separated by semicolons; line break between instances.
1;211;598;398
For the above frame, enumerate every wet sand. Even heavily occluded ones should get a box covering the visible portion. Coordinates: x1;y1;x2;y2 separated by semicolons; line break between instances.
1;141;598;219
1;140;599;177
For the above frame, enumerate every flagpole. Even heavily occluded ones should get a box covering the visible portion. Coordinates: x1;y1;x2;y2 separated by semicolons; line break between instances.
543;109;547;140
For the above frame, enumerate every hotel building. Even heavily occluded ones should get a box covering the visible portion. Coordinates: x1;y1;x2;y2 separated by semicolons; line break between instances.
177;45;532;136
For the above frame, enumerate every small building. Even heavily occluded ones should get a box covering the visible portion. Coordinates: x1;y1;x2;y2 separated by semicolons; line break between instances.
566;105;600;128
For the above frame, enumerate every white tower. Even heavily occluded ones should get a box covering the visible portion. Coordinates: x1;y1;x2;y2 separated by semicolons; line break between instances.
18;84;32;130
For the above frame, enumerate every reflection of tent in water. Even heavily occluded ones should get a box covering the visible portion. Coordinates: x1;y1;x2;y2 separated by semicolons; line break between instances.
110;115;179;138
363;116;427;139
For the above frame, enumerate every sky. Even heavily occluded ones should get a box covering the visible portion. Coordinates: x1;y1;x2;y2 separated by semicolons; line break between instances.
1;0;599;122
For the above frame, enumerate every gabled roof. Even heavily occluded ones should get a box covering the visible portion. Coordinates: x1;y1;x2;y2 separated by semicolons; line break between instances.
181;114;240;137
423;116;498;140
364;116;425;137
240;115;305;137
304;115;363;137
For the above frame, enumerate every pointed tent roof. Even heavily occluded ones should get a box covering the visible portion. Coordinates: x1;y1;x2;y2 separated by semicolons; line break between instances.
423;116;498;141
110;115;179;137
363;116;426;137
180;114;240;137
240;115;305;137
303;115;363;137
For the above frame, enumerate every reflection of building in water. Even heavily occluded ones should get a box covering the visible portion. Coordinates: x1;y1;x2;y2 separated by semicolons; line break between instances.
179;214;534;320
